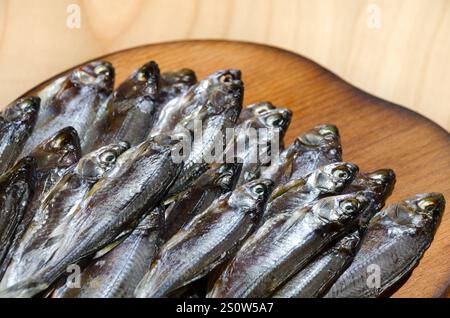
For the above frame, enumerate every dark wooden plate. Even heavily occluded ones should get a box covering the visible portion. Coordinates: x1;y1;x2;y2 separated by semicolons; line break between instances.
22;40;450;297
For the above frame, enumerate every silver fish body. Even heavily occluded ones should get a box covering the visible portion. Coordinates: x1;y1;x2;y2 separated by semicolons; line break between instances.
343;169;396;226
164;162;241;240
0;137;184;298
264;162;358;220
0;127;82;280
51;207;164;298
0;97;40;174
273;231;361;298
0;157;36;267
0;142;129;289
167;70;243;196
83;62;160;151
135;179;274;298
260;138;301;187
288;124;342;183
208;192;370;298
150;70;242;138
231;108;292;186
324;193;445;298
22;62;114;156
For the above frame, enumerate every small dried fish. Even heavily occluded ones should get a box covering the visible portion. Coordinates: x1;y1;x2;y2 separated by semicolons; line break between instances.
166;70;244;196
324;193;445;298
0;157;36;267
264;162;358;220
150;70;243;138
164;163;241;240
51;208;164;298
209;192;370;298
273;231;361;298
343;169;396;226
83;61;160;151
159;69;197;107
0;97;40;174
0;137;183;298
230;108;292;186
0;142;129;289
135;179;274;298
0;127;81;280
22;61;114;156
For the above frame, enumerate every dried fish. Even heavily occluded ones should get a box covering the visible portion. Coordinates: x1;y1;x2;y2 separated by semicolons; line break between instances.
273;231;361;298
22;62;114;156
135;179;273;298
0;97;40;174
324;193;445;298
0;142;129;289
209;192;370;298
0;158;36;267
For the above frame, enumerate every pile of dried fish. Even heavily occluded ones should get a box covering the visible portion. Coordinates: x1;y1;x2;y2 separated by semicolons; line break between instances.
0;60;445;298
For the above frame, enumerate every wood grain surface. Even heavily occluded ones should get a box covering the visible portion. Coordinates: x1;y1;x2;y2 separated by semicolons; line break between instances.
1;0;450;131
24;41;450;298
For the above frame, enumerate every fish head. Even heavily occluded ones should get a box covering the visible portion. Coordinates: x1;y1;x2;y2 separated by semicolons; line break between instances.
297;124;342;159
205;70;244;117
313;192;370;225
0;156;37;191
254;109;292;135
247;102;276;116
76;141;129;179
309;162;359;193
30;126;81;169
364;169;396;200
162;68;197;89
334;231;361;255
132;61;160;95
4;97;40;126
71;61;115;93
238;102;276;123
385;193;445;232
112;61;160;102
159;69;197;102
230;179;274;214
213;162;242;190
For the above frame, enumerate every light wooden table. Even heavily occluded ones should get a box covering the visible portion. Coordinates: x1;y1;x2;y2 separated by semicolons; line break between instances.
1;0;450;132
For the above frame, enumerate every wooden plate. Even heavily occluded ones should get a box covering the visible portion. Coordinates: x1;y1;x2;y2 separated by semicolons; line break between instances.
21;40;450;297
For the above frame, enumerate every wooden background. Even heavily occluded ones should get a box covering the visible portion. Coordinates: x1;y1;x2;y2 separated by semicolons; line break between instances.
1;0;450;132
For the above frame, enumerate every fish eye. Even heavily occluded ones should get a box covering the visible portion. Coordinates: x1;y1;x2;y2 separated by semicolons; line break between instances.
50;135;67;149
417;198;437;212
74;70;94;84
332;167;350;180
18;99;33;112
100;151;117;164
318;126;337;137
94;64;110;76
253;105;271;115
136;70;148;82
339;198;360;213
219;74;234;84
266;114;284;127
252;184;266;196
